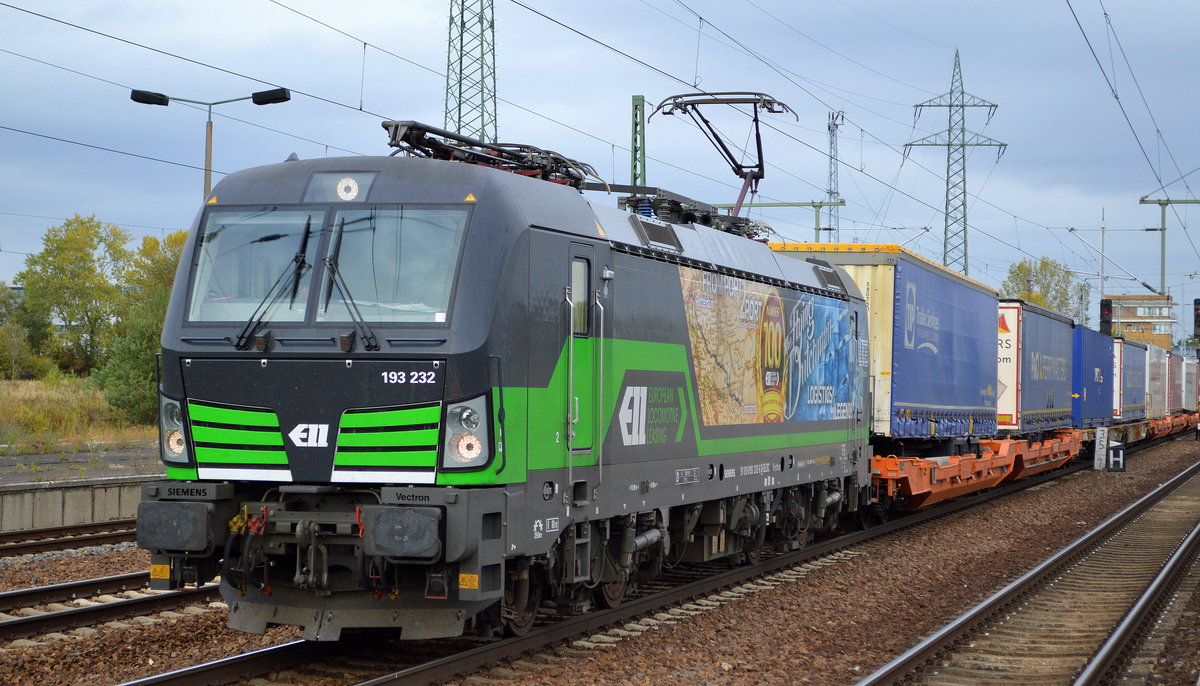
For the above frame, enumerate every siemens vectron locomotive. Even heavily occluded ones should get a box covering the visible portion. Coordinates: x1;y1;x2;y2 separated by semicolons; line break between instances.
137;121;872;640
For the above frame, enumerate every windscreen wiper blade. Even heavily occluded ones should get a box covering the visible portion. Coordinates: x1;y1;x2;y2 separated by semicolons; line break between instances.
234;217;312;350
322;218;379;351
289;217;313;306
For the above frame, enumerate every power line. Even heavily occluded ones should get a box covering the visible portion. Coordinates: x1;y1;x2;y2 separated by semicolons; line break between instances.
0;124;219;174
658;0;1095;275
0;212;180;234
740;0;937;96
0;47;368;157
0;2;379;118
1064;0;1200;261
507;0;1089;274
1098;0;1195;200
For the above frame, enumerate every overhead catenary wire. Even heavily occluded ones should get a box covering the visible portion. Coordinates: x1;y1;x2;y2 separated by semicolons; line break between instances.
656;0;1099;278
0;47;368;157
0;124;220;175
1065;0;1200;262
565;0;1096;278
0;0;1148;294
0;0;1070;262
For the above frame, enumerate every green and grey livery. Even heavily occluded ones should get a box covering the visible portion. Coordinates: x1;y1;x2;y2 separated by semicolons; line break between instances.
137;122;870;640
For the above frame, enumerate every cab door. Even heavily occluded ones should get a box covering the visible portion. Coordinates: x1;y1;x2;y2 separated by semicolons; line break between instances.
566;243;596;454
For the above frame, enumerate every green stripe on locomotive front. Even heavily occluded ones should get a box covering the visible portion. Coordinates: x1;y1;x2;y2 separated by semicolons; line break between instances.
334;404;441;471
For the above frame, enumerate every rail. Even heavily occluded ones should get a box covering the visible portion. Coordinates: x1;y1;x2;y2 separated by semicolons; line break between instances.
858;457;1200;685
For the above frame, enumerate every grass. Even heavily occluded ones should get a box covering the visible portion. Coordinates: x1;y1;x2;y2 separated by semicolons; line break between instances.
0;379;155;455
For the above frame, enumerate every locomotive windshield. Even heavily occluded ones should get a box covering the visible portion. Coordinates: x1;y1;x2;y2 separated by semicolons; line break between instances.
186;208;323;323
318;206;468;324
185;205;468;325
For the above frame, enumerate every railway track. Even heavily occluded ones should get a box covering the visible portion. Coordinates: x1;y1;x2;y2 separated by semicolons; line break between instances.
861;458;1200;685
0;574;220;642
0;518;137;556
108;436;1190;685
120;453;1105;686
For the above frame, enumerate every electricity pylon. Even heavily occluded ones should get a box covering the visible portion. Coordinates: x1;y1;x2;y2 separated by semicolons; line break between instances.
827;111;844;241
905;51;1005;276
445;0;497;142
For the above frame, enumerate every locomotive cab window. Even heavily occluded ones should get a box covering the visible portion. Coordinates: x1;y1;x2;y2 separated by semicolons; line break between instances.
184;204;469;325
317;206;469;324
571;258;589;335
186;208;324;322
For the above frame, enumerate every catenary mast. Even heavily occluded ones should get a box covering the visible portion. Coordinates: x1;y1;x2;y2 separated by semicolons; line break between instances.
445;0;497;142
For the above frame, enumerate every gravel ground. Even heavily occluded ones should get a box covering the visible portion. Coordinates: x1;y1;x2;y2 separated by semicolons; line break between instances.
0;439;1196;685
473;438;1200;686
1153;560;1200;683
0;544;147;593
0;609;299;685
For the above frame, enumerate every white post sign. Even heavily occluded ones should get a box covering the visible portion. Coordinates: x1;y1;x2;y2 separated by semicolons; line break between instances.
1093;426;1110;470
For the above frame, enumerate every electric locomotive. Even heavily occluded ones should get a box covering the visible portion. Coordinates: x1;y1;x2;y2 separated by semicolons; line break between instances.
136;121;871;640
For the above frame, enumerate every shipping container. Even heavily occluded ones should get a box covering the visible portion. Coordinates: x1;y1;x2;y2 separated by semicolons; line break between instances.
770;244;998;439
1168;352;1185;414
997;300;1074;434
1184;357;1198;412
1113;338;1147;421
1146;344;1168;419
1072;326;1112;428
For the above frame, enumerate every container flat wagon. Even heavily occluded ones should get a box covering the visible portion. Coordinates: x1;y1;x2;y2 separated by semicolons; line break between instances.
997;299;1074;437
1072;325;1112;428
769;244;997;454
1112;338;1147;421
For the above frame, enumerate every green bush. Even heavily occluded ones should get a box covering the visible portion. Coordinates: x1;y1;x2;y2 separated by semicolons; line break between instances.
93;291;167;424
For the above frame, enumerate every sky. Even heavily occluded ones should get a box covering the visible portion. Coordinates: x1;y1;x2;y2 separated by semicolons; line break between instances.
3;0;1200;338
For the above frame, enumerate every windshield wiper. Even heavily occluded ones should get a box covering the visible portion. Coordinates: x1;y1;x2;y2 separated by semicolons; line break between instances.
234;217;312;350
323;217;379;351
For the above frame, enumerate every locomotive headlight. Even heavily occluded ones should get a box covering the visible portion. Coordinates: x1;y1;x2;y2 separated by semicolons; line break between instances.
449;433;483;462
449;405;480;431
158;395;191;465
442;395;490;470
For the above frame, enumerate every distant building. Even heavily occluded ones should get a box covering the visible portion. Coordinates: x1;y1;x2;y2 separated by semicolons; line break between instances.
1110;294;1175;349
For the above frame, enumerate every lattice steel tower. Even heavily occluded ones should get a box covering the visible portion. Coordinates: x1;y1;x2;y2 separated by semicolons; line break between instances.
445;0;497;143
827;111;844;242
905;51;1004;276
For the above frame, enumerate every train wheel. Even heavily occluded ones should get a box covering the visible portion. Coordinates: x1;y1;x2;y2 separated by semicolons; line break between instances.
857;503;889;530
594;576;629;609
503;577;543;637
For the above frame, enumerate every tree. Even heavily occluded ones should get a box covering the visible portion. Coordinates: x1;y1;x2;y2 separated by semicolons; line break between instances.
16;215;132;374
94;231;187;423
999;257;1091;326
124;231;188;299
94;290;170;422
0;281;55;377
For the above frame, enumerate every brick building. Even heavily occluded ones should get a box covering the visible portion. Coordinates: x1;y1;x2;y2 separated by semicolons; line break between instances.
1109;294;1175;349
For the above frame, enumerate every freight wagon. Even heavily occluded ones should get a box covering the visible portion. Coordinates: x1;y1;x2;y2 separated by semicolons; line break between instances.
766;244;997;455
1112;337;1147;421
1147;345;1168;420
1072;325;1112;428
1168;352;1185;415
997;299;1074;436
1185;358;1198;412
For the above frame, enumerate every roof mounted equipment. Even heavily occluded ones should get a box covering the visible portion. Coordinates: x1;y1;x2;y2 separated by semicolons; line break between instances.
651;92;796;217
382;120;600;189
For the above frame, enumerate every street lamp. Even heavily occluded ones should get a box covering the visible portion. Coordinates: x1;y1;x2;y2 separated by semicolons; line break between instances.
130;87;291;198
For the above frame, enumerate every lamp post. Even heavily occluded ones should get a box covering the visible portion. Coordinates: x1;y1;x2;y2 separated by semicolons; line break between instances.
131;87;291;199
